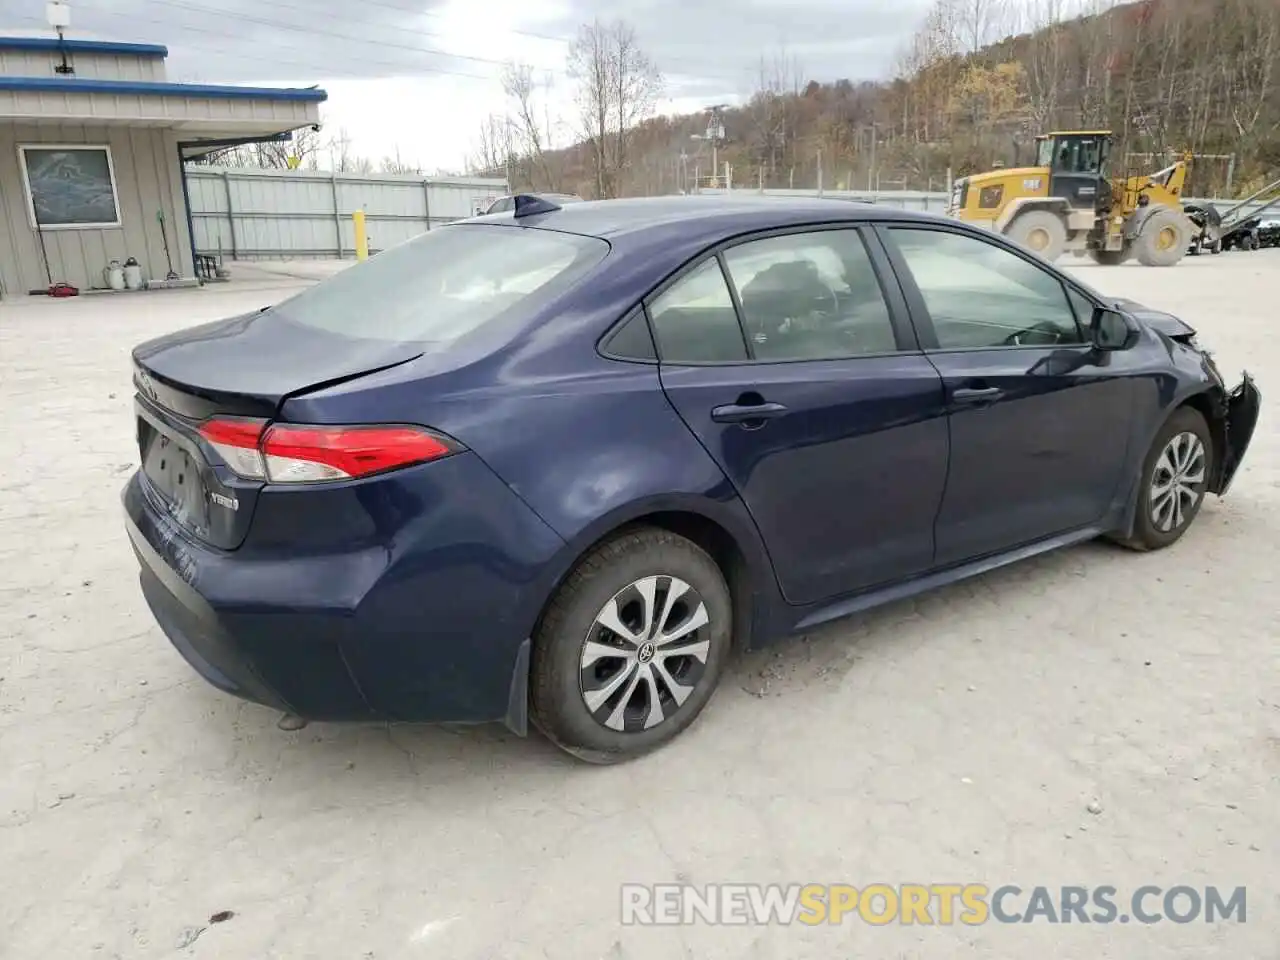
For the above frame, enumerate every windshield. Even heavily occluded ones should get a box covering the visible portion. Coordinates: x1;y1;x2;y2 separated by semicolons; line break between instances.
266;225;608;344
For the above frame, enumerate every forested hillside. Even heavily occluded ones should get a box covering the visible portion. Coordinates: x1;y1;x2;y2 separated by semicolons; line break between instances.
510;0;1279;199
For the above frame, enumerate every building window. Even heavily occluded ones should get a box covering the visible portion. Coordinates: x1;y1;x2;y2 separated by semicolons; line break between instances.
19;145;122;229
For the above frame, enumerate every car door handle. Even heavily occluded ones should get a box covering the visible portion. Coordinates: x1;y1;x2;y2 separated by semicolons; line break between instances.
951;386;1004;404
711;401;788;424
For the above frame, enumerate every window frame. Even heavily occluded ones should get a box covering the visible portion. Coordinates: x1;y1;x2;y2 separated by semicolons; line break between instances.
599;305;659;364
19;143;123;230
621;223;920;368
875;222;1102;354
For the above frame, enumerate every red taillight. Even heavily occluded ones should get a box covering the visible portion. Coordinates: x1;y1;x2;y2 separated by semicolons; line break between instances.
263;425;454;482
199;417;268;480
198;418;458;484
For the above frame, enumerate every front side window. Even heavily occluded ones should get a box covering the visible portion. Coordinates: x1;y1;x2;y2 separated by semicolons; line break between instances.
648;259;748;363
721;229;898;360
888;228;1084;349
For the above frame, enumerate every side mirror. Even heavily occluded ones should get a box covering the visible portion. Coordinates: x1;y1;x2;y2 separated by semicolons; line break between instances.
1090;307;1136;351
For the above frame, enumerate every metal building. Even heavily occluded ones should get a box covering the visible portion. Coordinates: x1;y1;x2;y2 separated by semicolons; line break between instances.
0;35;324;298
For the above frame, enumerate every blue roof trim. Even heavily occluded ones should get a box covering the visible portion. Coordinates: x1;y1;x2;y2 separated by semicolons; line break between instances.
0;37;169;57
0;76;327;102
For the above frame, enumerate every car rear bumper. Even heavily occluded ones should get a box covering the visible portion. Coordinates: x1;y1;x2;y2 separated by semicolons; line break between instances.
122;450;567;727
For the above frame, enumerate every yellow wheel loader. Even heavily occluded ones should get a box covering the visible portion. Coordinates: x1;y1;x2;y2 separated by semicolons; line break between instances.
947;131;1198;266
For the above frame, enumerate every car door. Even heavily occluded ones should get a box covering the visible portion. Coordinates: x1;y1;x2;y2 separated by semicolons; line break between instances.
879;223;1135;567
650;226;949;607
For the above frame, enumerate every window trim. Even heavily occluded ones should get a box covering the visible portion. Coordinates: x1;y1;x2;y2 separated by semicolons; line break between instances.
19;143;123;230
643;254;751;364
599;305;659;364
636;223;919;367
875;221;1097;354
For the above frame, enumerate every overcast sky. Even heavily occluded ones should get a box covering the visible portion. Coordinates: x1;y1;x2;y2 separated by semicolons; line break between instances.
1;0;939;170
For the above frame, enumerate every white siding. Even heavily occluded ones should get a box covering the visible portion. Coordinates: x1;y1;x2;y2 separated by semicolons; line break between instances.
0;49;166;81
0;122;193;296
0;88;317;128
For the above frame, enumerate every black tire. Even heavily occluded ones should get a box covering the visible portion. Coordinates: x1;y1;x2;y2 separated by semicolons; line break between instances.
1006;210;1067;261
1089;248;1130;266
529;527;733;763
1115;407;1214;551
1135;208;1189;266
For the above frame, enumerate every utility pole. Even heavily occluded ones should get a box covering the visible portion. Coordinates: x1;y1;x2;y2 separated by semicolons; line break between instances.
867;123;877;192
817;148;824;196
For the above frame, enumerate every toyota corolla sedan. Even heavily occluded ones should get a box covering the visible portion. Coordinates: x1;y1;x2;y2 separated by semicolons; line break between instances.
124;194;1260;762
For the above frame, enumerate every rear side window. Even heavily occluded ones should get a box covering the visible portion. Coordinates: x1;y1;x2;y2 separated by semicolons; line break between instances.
266;225;607;344
648;259;748;363
603;309;657;362
721;229;898;360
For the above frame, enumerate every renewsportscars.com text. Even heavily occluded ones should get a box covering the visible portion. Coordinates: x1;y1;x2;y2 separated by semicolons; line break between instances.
620;883;1247;926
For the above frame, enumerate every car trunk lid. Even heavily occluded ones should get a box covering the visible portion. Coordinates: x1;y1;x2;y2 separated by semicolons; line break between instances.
132;311;423;550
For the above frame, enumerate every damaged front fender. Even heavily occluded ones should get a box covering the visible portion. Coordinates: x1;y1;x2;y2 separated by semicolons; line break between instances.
1214;372;1261;496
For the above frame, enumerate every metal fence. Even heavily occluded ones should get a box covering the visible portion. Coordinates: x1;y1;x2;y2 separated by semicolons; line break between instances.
695;187;1276;220
184;173;1275;261
185;167;509;260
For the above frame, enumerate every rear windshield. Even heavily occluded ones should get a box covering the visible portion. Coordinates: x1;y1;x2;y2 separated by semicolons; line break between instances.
265;224;608;343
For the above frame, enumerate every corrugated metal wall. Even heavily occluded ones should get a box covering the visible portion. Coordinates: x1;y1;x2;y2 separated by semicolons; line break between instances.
0;122;192;297
186;167;508;259
0;49;166;81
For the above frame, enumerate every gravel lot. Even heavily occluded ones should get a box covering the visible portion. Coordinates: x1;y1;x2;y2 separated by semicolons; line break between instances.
1;253;1276;959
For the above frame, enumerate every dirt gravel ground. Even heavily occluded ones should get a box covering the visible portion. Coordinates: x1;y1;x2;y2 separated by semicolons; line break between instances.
1;253;1277;959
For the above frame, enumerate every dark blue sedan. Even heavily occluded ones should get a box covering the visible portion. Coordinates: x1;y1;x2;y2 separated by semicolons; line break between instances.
124;195;1260;762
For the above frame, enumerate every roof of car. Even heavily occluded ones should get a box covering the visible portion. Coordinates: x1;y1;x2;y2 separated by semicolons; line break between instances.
471;194;935;241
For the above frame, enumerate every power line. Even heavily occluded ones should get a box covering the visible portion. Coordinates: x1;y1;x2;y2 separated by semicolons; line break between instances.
259;0;747;79
7;11;493;83
145;0;539;75
147;0;761;84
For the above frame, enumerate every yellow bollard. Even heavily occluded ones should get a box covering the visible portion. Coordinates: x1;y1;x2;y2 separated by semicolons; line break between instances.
353;209;368;261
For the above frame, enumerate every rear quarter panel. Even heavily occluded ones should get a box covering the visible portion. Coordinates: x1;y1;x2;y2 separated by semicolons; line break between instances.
291;360;779;643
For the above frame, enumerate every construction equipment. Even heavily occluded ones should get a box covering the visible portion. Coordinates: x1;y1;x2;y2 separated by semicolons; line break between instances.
1185;176;1280;255
948;130;1198;266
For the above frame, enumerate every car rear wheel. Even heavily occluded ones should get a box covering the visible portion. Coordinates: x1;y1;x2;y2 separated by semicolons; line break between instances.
1117;407;1214;551
530;528;733;763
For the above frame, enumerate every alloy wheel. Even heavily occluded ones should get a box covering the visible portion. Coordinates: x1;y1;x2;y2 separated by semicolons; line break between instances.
1150;431;1206;532
579;575;711;733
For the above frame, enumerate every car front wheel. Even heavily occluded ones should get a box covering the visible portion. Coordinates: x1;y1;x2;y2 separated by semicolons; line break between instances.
530;528;733;763
1120;407;1214;550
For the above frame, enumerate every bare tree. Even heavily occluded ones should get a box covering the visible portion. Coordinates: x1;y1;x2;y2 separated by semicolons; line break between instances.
747;49;806;184
568;18;663;198
326;128;374;174
468;113;516;180
380;146;422;175
192;126;323;170
502;62;559;191
1020;0;1068;132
